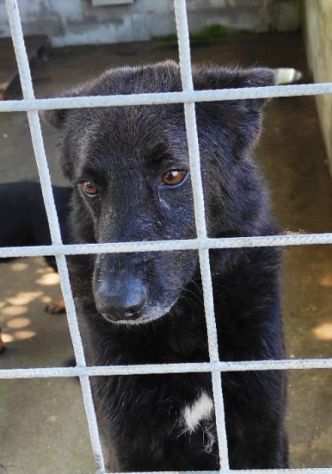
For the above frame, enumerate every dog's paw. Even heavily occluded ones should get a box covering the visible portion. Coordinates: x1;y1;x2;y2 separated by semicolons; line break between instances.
45;299;66;315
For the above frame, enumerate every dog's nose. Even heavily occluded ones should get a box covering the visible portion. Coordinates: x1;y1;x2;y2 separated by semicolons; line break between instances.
95;275;146;321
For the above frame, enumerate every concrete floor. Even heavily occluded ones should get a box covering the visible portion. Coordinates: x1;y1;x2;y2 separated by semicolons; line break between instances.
1;33;332;472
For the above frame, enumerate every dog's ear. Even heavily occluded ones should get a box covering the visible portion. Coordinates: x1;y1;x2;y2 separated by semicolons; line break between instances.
193;66;275;111
193;67;275;154
41;108;67;129
193;66;276;89
41;84;87;130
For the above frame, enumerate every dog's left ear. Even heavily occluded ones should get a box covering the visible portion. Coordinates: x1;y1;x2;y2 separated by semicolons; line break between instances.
193;67;275;152
194;66;275;111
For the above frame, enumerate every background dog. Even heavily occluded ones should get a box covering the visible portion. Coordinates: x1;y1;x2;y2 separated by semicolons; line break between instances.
0;181;71;351
44;62;288;470
0;180;71;266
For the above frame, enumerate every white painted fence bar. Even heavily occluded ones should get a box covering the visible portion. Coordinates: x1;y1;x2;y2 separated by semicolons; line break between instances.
102;470;332;474
174;0;229;468
2;232;332;260
2;356;332;380
1;82;332;113
4;0;106;471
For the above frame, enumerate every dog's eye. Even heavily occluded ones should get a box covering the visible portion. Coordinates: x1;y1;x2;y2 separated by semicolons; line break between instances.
161;169;187;187
80;181;98;197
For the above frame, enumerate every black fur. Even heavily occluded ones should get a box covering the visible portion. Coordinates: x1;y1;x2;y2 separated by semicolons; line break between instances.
0;181;71;270
44;62;288;470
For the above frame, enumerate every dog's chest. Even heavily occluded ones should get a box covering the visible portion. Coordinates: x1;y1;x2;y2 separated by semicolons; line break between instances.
106;376;216;464
179;391;216;454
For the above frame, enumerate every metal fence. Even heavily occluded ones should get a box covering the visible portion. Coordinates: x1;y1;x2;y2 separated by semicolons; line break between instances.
1;0;332;473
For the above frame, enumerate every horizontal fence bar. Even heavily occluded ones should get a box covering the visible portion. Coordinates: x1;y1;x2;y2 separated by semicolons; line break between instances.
1;233;332;259
101;470;332;474
1;82;332;113
2;358;332;380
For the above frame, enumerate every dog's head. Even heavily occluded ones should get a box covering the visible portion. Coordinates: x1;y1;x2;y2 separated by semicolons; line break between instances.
44;61;275;325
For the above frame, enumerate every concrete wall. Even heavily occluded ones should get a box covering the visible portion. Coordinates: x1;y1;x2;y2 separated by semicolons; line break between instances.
0;0;300;47
305;0;332;174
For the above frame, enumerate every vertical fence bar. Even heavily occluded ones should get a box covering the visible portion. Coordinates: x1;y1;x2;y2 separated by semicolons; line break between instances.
173;0;230;469
4;1;105;471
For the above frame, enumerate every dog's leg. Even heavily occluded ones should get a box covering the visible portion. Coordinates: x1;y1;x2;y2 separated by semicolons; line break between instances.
224;370;288;469
0;328;6;354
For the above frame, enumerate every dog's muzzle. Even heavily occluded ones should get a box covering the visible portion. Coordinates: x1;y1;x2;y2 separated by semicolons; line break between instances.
94;274;147;322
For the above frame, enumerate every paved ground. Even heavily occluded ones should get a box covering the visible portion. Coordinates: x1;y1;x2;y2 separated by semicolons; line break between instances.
1;32;332;473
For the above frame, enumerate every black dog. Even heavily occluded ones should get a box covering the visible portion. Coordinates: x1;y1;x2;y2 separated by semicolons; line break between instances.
0;181;72;314
0;181;71;251
44;62;288;470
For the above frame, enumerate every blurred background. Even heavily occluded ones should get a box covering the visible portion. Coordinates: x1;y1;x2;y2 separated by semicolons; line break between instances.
1;1;332;473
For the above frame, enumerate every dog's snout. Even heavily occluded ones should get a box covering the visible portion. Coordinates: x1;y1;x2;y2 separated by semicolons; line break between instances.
95;275;147;322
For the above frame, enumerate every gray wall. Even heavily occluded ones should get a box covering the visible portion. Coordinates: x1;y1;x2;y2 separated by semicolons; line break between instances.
0;0;300;47
305;0;332;175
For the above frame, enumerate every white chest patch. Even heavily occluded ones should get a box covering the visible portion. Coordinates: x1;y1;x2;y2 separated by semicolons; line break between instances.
183;392;214;433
